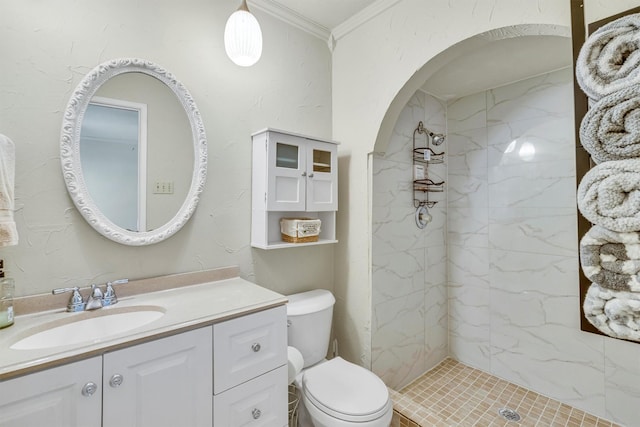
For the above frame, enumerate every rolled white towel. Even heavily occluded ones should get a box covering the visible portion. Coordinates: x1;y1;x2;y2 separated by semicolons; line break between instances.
584;283;640;342
579;84;640;163
576;13;640;100
577;159;640;232
580;225;640;292
0;134;18;247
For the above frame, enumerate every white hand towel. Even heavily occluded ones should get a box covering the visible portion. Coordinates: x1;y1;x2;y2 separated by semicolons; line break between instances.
0;134;18;246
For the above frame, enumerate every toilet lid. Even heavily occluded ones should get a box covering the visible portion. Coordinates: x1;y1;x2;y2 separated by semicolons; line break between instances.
302;357;391;423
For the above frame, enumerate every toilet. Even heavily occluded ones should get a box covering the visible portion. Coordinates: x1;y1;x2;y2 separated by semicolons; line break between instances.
287;289;393;427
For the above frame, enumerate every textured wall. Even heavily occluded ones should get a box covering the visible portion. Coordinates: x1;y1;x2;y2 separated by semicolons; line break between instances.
371;91;447;390
447;68;640;427
584;0;640;22
0;0;334;297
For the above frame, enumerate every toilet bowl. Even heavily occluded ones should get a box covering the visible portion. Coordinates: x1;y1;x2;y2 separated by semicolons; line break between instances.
287;290;393;427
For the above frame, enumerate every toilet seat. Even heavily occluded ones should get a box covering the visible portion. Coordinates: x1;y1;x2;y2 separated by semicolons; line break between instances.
302;357;391;423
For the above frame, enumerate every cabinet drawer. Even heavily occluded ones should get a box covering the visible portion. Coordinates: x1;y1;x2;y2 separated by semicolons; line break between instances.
213;306;286;393
213;365;287;427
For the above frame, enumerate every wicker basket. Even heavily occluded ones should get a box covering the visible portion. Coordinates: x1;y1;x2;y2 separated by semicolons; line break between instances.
280;218;321;243
288;385;299;427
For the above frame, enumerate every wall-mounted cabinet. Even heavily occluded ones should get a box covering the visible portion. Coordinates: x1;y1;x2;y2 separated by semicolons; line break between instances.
251;129;338;249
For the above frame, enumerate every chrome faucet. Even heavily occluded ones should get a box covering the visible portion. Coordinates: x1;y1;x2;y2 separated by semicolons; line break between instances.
85;284;104;310
52;278;128;312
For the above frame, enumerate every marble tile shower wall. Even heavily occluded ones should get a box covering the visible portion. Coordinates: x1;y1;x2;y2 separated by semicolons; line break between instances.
446;67;640;426
371;91;448;390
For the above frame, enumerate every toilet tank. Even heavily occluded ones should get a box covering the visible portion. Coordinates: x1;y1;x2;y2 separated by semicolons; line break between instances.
286;289;335;368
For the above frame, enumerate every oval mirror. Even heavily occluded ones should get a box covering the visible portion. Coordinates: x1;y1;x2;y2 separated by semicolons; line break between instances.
60;58;207;245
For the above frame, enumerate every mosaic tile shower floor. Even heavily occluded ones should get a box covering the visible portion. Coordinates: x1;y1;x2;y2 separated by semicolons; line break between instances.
390;358;621;427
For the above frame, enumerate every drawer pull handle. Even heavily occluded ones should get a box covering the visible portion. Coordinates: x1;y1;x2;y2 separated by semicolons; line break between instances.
252;408;262;419
251;342;261;352
82;382;97;397
109;374;124;388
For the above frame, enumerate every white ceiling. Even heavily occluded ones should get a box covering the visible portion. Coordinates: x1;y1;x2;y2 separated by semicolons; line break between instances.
421;35;573;100
262;0;573;101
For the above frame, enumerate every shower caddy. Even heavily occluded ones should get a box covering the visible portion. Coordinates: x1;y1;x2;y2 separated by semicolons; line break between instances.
412;121;444;228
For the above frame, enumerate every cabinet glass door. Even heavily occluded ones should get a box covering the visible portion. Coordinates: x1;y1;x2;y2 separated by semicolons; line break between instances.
267;134;306;211
313;149;331;173
306;143;337;211
276;143;298;169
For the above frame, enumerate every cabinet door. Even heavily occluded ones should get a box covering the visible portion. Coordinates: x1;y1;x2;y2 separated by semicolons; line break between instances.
103;326;212;427
0;357;102;427
305;141;337;211
214;365;287;427
266;133;306;211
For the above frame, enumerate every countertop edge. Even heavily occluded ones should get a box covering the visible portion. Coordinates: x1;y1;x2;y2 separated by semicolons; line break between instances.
0;298;287;382
1;269;288;382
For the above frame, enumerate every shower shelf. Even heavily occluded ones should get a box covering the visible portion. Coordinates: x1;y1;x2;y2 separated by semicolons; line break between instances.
412;121;445;213
413;147;444;164
413;179;444;192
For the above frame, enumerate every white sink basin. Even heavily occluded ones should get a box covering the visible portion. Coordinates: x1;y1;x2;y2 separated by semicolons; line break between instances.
10;306;165;351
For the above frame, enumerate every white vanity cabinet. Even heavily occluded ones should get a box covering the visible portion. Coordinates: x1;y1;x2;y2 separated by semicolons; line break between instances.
0;327;211;427
252;128;338;249
0;307;288;427
0;356;102;427
213;305;288;427
103;326;212;427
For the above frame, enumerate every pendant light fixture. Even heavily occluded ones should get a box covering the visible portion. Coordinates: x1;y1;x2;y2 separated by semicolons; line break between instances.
224;0;263;67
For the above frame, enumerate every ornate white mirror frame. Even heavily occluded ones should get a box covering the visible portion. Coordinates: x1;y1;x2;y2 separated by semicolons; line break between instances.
60;58;207;246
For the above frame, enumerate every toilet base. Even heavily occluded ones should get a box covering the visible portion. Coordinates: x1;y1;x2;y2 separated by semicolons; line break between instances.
295;393;315;427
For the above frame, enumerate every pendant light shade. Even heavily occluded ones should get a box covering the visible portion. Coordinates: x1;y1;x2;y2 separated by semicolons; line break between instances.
224;0;262;67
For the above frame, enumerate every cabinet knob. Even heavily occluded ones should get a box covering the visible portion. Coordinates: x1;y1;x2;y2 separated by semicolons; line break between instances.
308;173;314;178
301;171;307;177
251;342;261;352
82;382;98;397
109;373;124;388
252;408;262;419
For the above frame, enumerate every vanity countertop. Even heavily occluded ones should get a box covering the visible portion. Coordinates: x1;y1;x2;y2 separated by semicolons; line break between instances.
0;273;287;381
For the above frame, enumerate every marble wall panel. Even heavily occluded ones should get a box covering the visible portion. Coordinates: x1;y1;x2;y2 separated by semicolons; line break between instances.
371;290;426;388
425;247;448;370
489;207;578;257
448;92;487;133
448;127;488;174
447;172;488;209
447;207;489;248
487;67;573;126
372;249;425;306
603;339;640;425
371;91;448;389
447;68;618;416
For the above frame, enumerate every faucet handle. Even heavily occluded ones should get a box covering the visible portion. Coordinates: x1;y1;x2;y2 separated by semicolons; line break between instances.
103;279;128;307
52;286;86;312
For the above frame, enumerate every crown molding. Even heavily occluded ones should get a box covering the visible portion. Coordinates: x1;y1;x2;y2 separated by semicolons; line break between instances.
331;0;402;42
249;0;331;41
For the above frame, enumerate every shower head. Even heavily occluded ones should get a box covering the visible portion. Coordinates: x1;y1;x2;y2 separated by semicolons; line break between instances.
414;121;446;146
429;132;446;146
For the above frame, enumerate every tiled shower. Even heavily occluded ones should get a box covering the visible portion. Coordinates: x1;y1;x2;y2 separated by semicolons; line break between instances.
371;67;640;426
